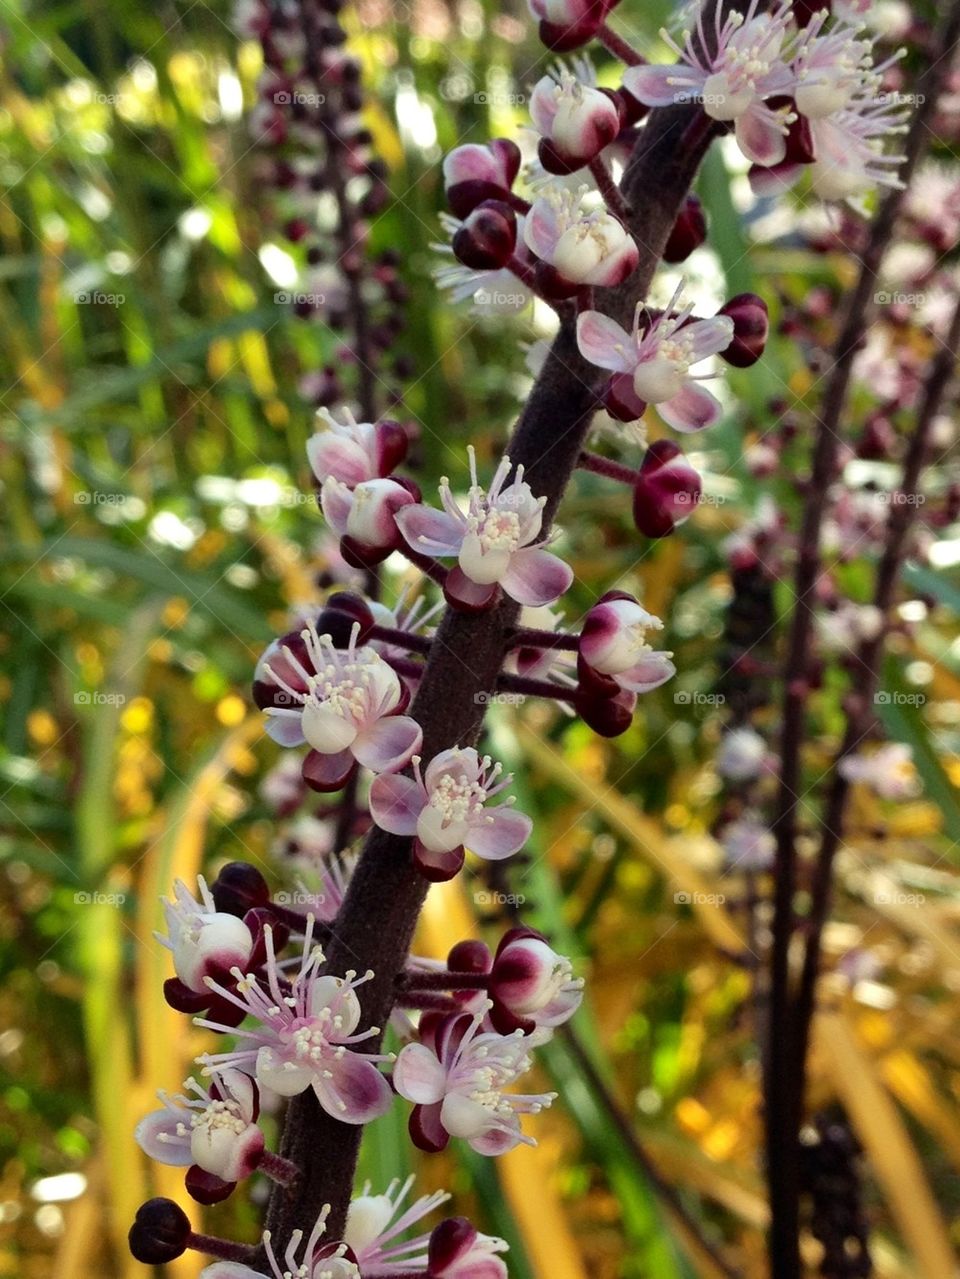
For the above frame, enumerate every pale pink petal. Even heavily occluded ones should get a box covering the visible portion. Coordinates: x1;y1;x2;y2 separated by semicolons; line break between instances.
369;772;426;835
523;197;561;259
576;311;635;373
319;479;354;535
528;76;559;136
424;747;481;792
444;567;500;611
263;710;307;747
352;714;423;773
748;160;803;197
394;1042;448;1104
469;1126;522;1155
315;1053;393;1124
307;434;372;488
395;504;464;557
658;381;724;433
134;1109;193;1166
736;106;787;167
499;548;573;607
684;316;735;361
466;807;532;860
617;652;676;693
622;64;705;107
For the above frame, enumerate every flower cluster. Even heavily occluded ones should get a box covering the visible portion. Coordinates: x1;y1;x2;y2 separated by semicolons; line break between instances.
625;2;907;203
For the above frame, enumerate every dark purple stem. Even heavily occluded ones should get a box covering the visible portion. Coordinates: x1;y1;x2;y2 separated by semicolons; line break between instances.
496;672;575;701
259;1149;300;1187
188;1233;259;1263
368;624;433;655
598;23;646;67
505;626;580;652
397;969;491;991
578;449;640;485
263;4;744;1250
589;155;631;222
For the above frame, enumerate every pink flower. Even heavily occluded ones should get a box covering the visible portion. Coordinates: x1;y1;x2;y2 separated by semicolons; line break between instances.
321;476;417;559
838;743;919;800
259;621;422;792
578;593;676;694
792;17;877;120
393;1009;556;1154
157;876;255;996
307;408;408;489
135;1071;264;1187
577;288;733;431
345;1177;451;1275
197;920;393;1125
443;140;522;219
369;748;532;881
523;184;638;289
529;71;623;173
397;448;573;611
720;816;775;872
623;1;795;166
428;1218;509;1279
488;929;583;1033
201;1207;358;1279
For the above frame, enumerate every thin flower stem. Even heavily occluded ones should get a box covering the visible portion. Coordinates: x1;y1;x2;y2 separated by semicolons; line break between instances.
505;626;580;652
397;969;491;991
496;672;574;700
589;156;631;223
188;1232;259;1263
368;624;433;655
578;449;640;485
598;23;646;67
259;1149;301;1187
792;290;960;1094
395;993;465;1013
396;545;449;585
764;8;960;1273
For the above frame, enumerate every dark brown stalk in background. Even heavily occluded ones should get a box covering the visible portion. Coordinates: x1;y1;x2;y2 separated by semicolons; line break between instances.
764;7;960;1275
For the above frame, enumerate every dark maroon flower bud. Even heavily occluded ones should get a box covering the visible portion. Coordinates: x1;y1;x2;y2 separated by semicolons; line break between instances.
536;0;612;52
444;139;522;219
340;534;395;570
447;939;492;974
632;439;701;537
128;1199;190;1264
662;194;708;264
185;1166;236;1205
857;414;898;459
162;976;210;1015
211;862;270;916
428;1218;478;1276
283;218;311;243
717;293;769;368
573;685;636;737
782;106;816;164
317;591;376;643
452;200;517;270
602;372;647;423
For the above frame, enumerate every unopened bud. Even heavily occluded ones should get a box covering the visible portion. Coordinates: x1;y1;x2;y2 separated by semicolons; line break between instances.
452;200;518;270
662;194;708;264
717;293;769;368
632;440;701;537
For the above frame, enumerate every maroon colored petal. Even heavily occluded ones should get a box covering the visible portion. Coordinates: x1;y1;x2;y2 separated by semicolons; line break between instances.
409;1101;450;1154
185;1165;236;1205
302;748;358;794
413;840;466;882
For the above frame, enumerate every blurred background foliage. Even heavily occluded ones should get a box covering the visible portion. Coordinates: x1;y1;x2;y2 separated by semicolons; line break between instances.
2;0;960;1276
